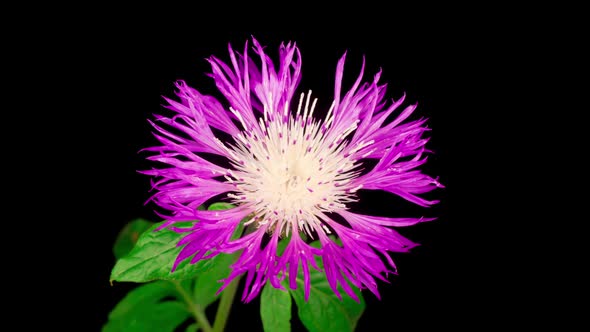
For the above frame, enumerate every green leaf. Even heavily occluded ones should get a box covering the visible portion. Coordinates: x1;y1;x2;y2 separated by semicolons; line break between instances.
102;281;190;332
191;202;241;307
110;221;212;283
260;282;292;332
185;323;199;332
103;301;190;332
113;219;154;259
192;252;234;307
207;202;236;211
110;202;244;284
289;241;365;332
108;281;177;319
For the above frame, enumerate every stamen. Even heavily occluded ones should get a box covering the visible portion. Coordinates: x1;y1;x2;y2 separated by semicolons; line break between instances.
222;91;360;238
230;106;248;130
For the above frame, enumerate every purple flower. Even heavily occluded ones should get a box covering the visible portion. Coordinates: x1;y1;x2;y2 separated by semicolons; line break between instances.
142;37;443;302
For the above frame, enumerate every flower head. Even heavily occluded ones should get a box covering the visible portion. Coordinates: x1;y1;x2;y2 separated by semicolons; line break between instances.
143;37;443;302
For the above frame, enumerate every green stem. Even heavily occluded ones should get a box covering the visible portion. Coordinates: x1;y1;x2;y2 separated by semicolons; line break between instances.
173;280;214;332
212;275;242;332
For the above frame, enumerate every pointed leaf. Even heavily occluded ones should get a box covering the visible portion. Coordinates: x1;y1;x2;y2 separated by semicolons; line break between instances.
113;219;154;259
103;281;190;332
192;252;235;307
289;240;365;332
110;221;214;282
108;281;177;319
260;282;292;332
102;301;190;332
110;202;244;284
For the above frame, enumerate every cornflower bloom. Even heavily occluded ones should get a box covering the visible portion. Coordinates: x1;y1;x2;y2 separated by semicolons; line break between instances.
143;37;443;302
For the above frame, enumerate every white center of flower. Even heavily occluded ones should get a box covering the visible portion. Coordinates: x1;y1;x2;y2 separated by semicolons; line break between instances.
224;92;369;237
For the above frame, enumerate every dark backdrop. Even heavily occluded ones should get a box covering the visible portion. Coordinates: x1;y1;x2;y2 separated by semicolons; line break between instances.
58;21;517;331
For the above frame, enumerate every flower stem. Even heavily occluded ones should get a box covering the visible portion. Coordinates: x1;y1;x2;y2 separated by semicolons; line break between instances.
212;275;241;332
173;280;213;332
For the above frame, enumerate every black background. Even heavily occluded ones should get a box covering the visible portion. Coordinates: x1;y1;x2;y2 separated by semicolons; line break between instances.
88;29;482;331
33;10;555;331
